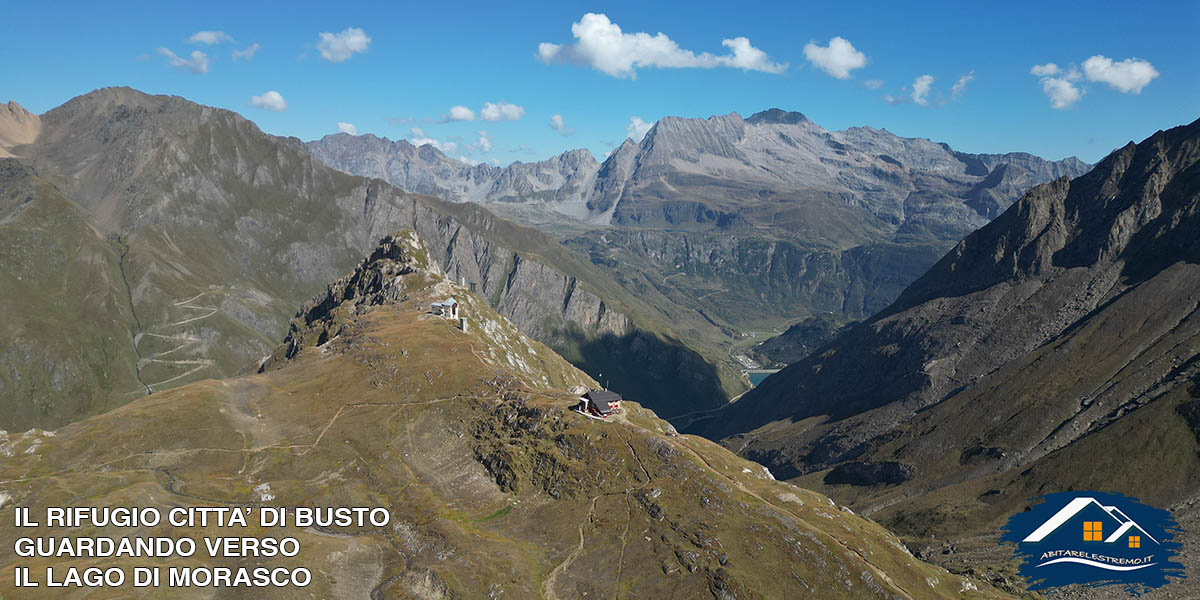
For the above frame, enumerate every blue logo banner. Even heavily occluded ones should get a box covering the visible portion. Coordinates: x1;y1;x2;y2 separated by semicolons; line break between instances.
1001;491;1185;595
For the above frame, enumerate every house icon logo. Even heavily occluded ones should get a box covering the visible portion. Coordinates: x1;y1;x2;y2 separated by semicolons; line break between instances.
1002;491;1185;594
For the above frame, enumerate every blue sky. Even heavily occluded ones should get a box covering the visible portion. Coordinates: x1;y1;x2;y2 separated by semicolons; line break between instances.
1;1;1195;166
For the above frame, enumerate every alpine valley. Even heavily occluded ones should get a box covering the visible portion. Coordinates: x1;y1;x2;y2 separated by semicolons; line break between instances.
709;117;1200;596
0;229;1012;599
1;84;1195;599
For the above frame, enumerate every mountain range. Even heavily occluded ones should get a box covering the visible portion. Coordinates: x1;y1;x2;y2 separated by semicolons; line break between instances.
1;84;1195;597
706;117;1200;593
0;88;736;431
310;109;1090;366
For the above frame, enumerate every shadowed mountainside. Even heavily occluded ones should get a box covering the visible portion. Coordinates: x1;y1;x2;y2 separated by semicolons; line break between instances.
706;118;1200;593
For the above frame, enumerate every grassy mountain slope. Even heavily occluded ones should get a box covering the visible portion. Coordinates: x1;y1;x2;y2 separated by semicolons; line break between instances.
0;159;141;425
0;233;1009;599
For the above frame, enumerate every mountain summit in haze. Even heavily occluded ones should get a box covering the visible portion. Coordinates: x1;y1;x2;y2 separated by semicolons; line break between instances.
310;108;1089;233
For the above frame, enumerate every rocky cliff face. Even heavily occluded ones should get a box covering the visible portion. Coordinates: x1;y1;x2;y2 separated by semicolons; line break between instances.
310;109;1089;236
307;133;602;221
707;118;1200;591
2;88;737;430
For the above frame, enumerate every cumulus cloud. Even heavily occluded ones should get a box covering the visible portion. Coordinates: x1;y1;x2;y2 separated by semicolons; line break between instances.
863;79;884;90
408;127;457;154
626;116;652;141
1030;63;1084;109
158;48;210;74
317;27;371;62
474;130;493;153
480;102;525;121
911;74;934;105
337;122;358;135
1030;55;1156;109
458;156;481;166
1082;55;1159;93
951;71;974;98
537;13;785;79
233;43;260;61
1041;76;1083;109
249;90;287;111
1030;63;1060;77
883;94;907;105
445;105;476;122
550;114;574;136
802;36;867;79
189;31;233;45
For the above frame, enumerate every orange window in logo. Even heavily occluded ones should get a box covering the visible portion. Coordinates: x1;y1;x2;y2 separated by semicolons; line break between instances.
1083;521;1103;541
1129;535;1141;548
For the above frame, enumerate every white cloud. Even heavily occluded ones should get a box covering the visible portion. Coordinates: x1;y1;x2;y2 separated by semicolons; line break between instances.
458;156;480;166
537;13;785;79
883;94;907;105
626;116;652;141
718;37;785;73
490;158;501;166
911;74;934;105
233;43;260;61
802;36;867;79
446;105;476;121
1030;64;1083;109
550;114;574;136
1030;55;1155;109
951;71;974;98
316;27;371;62
863;79;884;90
1082;55;1159;93
337;122;358;135
249;90;287;111
189;31;233;45
1041;77;1083;109
480;102;525;121
475;130;493;152
409;127;457;154
157;48;210;74
1030;63;1060;77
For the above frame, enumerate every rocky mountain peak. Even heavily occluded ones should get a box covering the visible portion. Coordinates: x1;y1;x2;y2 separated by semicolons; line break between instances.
746;108;811;125
0;99;41;157
890;117;1200;315
262;230;443;367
